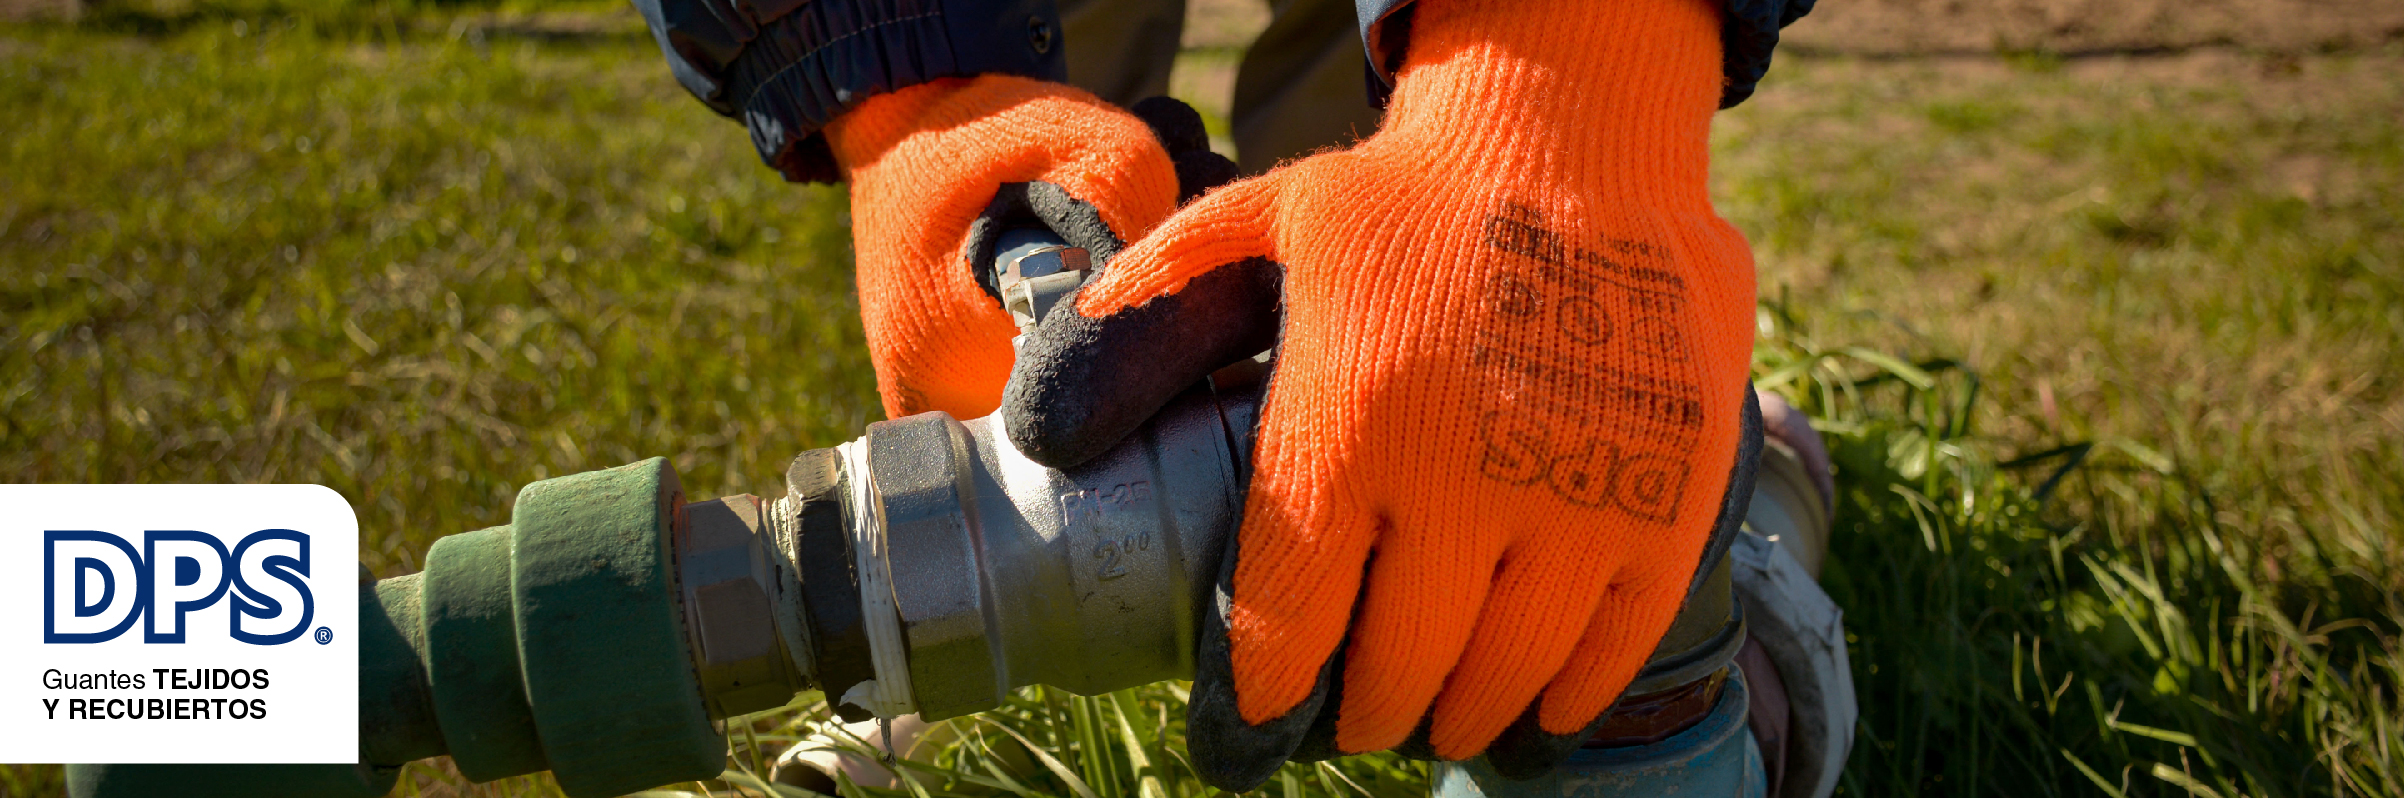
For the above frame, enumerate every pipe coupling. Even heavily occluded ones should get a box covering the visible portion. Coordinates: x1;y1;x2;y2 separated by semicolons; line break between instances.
676;494;812;719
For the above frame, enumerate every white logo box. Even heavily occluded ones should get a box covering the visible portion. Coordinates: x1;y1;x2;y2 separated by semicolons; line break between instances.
1;484;359;764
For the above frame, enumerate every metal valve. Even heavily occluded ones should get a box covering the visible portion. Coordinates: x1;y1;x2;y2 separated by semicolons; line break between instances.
66;231;1759;798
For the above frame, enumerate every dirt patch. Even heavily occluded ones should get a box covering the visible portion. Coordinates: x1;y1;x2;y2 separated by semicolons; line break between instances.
0;0;77;22
1185;0;2402;56
1782;0;2404;54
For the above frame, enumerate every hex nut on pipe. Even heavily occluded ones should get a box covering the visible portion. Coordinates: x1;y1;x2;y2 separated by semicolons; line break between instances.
865;413;1002;720
679;495;809;719
777;447;879;723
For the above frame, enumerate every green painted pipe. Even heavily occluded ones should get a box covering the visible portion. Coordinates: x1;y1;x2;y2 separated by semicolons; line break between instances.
68;458;739;798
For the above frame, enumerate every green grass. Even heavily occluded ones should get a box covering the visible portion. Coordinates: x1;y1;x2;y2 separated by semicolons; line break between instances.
0;13;872;557
1759;313;2402;798
692;684;1428;798
1717;56;2404;794
2;11;2399;798
1715;52;2404;587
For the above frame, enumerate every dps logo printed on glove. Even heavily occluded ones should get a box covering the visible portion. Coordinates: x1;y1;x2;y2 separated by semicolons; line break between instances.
1;484;359;764
1472;203;1704;525
1000;0;1759;777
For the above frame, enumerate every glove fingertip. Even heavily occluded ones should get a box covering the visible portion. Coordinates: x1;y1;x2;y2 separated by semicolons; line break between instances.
1479;702;1593;781
1128;95;1211;156
1189;652;1340;792
1173;150;1243;205
1189;525;1344;793
1391;717;1443;761
1284;671;1348;763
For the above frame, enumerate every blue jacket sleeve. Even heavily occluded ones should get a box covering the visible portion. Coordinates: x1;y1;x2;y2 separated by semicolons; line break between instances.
1352;0;1817;109
632;0;1069;182
635;0;1812;184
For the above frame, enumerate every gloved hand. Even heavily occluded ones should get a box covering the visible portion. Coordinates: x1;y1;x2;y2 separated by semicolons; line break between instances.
824;77;1232;419
1001;0;1760;787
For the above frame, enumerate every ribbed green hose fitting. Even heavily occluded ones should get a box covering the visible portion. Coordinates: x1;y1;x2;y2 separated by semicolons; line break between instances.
68;458;732;798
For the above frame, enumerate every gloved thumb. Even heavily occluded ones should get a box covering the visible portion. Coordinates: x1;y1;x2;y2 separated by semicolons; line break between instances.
1002;175;1287;469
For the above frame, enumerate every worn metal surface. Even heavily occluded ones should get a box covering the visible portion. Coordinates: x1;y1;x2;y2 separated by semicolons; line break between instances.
867;413;1000;719
967;382;1238;699
1626;558;1746;696
1743;439;1830;579
1730;530;1855;798
775;447;876;722
999;244;1091;330
680;495;810;719
831;381;1245;721
1433;669;1766;798
1587;669;1731;747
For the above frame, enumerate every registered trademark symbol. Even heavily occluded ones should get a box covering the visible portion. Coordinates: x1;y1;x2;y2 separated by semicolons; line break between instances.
315;626;333;645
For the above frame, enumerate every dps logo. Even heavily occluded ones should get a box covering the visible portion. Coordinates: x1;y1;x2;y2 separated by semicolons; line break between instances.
1;485;359;764
44;529;318;645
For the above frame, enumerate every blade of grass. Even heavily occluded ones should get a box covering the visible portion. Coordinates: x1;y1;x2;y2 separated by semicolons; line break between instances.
1840;347;1938;389
978;717;1103;798
885;748;1044;793
717;769;838;798
1107;690;1168;798
1313;761;1371;798
2150;763;2227;798
2063;750;2130;798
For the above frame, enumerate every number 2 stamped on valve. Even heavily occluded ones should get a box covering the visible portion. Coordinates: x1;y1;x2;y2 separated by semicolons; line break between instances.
1061;481;1154;581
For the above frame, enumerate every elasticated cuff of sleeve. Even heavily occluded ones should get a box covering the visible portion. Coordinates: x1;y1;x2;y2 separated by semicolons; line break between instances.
635;0;1070;183
1351;0;1817;110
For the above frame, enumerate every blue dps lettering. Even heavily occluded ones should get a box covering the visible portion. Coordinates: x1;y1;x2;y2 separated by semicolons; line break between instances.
43;530;314;645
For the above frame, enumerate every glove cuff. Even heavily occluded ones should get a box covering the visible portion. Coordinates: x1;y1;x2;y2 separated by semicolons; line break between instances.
643;0;1071;184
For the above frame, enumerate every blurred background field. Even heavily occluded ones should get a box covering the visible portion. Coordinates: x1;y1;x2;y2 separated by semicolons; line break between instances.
1;0;2399;795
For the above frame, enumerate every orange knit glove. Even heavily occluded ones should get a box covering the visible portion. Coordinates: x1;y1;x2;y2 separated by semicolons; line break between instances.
1002;0;1758;786
824;76;1198;419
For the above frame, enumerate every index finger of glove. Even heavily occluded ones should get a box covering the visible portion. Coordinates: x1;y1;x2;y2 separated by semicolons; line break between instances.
832;79;1183;256
1003;175;1289;470
1074;174;1284;317
829;78;1183;420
